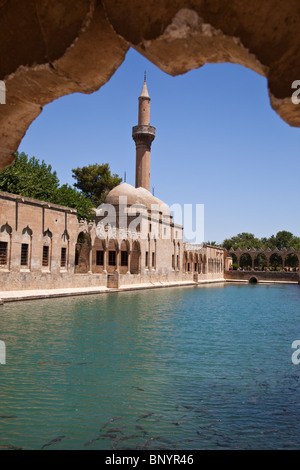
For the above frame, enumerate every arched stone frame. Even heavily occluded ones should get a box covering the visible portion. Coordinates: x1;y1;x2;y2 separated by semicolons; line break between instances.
172;240;176;270
152;237;157;270
20;226;32;270
187;252;193;273
42;229;52;271
198;253;202;274
254;253;267;271
202;254;207;274
0;223;12;270
120;239;130;274
61;229;70;271
207;258;212;273
177;242;180;271
239;253;252;270
285;253;299;271
130;240;141;275
107;238;118;274
145;233;150;270
193;253;198;273
269;252;284;271
74;231;92;274
93;237;106;273
183;251;188;273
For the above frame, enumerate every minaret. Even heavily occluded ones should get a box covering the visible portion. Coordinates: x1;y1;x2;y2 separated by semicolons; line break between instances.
132;73;156;191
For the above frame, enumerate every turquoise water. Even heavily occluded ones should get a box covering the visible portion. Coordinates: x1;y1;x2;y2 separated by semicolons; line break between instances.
0;283;300;450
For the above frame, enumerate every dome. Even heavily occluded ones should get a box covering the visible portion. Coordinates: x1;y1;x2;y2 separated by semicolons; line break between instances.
105;183;170;216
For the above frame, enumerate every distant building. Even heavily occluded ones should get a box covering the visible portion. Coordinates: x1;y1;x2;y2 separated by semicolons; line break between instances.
0;79;226;292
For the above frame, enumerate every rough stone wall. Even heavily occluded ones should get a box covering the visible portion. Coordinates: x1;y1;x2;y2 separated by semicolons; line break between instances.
224;270;299;283
1;1;300;169
0;192;226;292
0;191;79;290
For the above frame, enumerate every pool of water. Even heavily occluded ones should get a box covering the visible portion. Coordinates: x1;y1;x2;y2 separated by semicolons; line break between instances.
0;283;300;450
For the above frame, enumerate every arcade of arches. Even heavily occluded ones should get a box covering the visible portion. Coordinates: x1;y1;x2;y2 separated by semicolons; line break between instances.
227;248;300;271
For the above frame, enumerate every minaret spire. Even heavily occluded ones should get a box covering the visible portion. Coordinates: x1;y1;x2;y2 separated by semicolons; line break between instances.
132;75;156;190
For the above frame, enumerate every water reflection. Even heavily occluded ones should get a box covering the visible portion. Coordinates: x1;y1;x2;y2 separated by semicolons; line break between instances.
0;284;300;449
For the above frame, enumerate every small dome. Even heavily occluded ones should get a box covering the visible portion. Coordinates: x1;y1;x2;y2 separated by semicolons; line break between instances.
105;183;170;216
105;183;136;206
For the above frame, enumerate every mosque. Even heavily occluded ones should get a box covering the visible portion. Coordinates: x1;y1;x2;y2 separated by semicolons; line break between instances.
0;79;227;294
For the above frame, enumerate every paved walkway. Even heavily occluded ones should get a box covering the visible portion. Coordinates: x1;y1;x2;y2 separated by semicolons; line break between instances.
0;279;225;303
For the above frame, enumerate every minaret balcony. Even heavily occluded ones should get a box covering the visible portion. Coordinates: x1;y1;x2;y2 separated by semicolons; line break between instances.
132;125;156;139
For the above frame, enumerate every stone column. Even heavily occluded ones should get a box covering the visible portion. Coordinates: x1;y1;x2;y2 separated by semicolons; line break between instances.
88;247;93;274
127;250;131;274
116;248;120;273
103;248;107;274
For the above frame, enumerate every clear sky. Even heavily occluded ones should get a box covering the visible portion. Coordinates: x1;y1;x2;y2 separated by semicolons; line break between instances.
18;48;300;244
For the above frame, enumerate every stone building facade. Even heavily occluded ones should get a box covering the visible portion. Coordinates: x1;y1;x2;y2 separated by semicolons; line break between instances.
0;79;226;292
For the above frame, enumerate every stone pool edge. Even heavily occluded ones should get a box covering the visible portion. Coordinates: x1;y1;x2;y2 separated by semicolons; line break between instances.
0;279;225;304
1;277;299;304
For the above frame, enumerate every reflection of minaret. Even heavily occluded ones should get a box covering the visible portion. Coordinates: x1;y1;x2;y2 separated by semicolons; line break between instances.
132;73;156;191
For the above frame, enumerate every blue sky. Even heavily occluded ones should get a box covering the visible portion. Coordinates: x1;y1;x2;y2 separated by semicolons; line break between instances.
18;48;300;244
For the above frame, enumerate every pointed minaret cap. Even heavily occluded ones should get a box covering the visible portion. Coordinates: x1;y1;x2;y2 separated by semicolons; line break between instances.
139;72;150;99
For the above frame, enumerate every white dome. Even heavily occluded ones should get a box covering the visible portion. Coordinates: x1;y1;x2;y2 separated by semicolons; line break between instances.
105;183;170;216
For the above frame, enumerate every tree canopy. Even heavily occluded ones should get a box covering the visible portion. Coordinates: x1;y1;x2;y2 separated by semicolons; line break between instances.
0;152;99;222
222;231;300;251
0;151;59;201
51;184;95;222
72;163;122;207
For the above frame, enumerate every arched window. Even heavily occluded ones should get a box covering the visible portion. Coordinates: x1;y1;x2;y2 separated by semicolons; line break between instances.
0;223;12;269
61;230;69;270
130;241;140;274
120;240;129;268
107;239;118;273
20;226;32;269
42;229;52;269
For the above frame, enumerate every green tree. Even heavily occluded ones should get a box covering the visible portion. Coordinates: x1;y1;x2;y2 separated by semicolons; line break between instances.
267;231;297;250
51;184;95;222
0;152;97;222
72;163;122;206
0;151;59;200
222;232;262;251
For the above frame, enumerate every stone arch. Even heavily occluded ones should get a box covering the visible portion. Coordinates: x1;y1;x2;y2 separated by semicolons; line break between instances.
254;253;267;271
202;254;207;274
172;239;176;270
187;252;193;273
177;242;180;270
120;239;130;273
240;253;252;270
130;240;140;274
61;230;70;269
42;229;52;269
284;253;299;271
0;223;12;268
75;231;91;273
182;251;187;273
193;253;198;273
20;226;32;269
269;253;283;271
249;276;258;284
93;237;106;273
107;238;118;273
1;2;300;171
